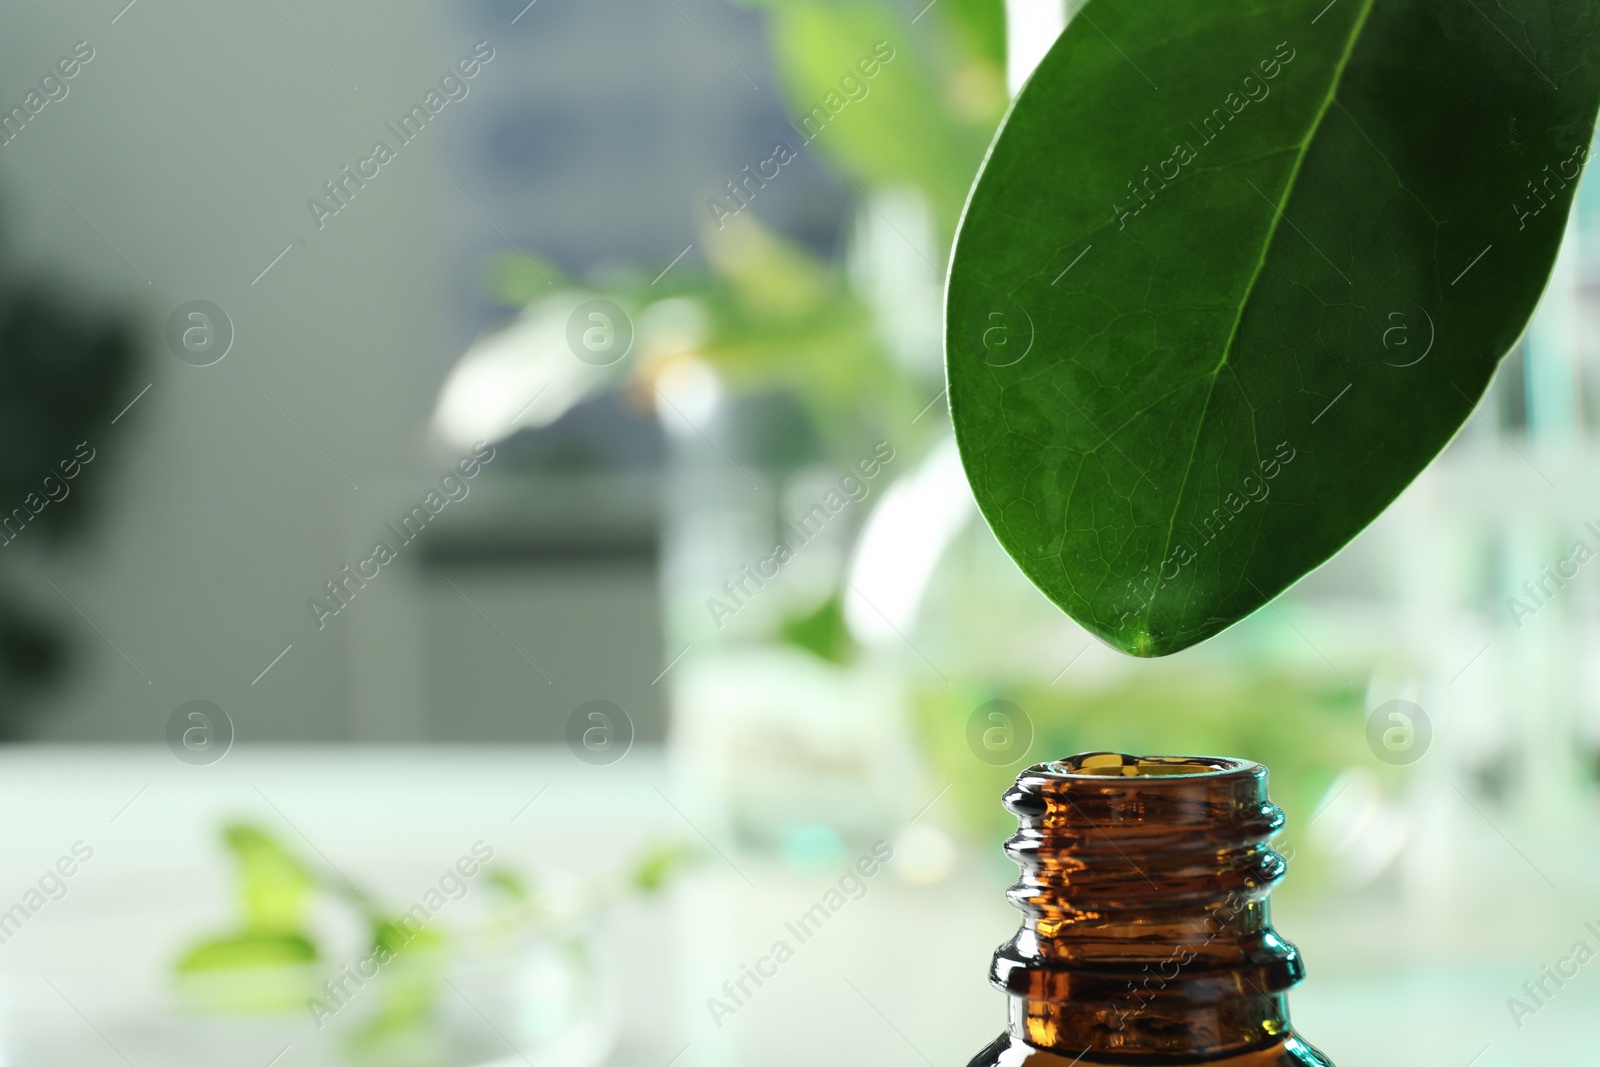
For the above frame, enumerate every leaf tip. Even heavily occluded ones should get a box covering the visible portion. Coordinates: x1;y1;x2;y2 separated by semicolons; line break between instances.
1107;623;1185;658
1126;628;1159;658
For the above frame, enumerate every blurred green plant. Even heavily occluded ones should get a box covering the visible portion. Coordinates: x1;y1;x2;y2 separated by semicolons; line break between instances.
175;822;693;1054
777;592;857;665
466;1;1009;668
733;0;1005;237
0;252;138;736
483;0;1004;464
175;826;319;976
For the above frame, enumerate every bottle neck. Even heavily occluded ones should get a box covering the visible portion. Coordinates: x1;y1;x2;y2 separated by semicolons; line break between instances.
993;754;1303;1062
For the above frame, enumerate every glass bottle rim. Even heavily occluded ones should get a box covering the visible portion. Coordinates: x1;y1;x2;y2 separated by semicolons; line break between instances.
1036;752;1262;780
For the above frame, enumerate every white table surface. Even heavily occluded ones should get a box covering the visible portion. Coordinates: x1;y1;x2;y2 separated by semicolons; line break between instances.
0;746;1592;1067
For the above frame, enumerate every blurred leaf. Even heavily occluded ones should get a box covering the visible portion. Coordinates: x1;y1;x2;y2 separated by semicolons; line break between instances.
778;594;857;665
172;826;321;1004
372;916;447;958
0;600;58;684
684;216;921;443
701;215;835;323
176;931;317;972
221;824;316;935
941;0;1006;68
485;866;533;904
0;289;136;538
631;841;694;894
348;967;445;1053
759;0;982;233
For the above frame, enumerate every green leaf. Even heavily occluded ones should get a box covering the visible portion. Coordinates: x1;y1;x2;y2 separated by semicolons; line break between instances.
348;976;439;1045
221;824;316;934
777;594;858;665
630;841;693;893
371;916;446;958
759;0;986;232
942;0;1007;69
947;0;1600;655
175;931;317;972
692;217;920;438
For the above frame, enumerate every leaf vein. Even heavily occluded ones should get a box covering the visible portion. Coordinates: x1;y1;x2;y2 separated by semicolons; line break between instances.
1140;0;1379;638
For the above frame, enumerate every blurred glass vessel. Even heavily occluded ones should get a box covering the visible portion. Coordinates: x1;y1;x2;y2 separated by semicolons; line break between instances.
968;753;1334;1066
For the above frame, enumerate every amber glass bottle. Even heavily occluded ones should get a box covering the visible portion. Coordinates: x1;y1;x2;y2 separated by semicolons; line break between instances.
967;753;1334;1066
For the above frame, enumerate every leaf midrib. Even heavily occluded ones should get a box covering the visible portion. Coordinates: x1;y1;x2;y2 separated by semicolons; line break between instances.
1137;0;1379;642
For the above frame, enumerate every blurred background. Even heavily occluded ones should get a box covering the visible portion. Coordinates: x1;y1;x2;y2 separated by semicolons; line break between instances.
0;0;1596;1063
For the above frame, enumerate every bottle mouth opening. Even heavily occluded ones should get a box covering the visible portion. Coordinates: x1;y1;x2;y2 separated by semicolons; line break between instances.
1046;752;1251;778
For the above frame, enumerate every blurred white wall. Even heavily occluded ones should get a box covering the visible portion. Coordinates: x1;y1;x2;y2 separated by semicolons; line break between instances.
0;0;808;744
1;0;448;739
